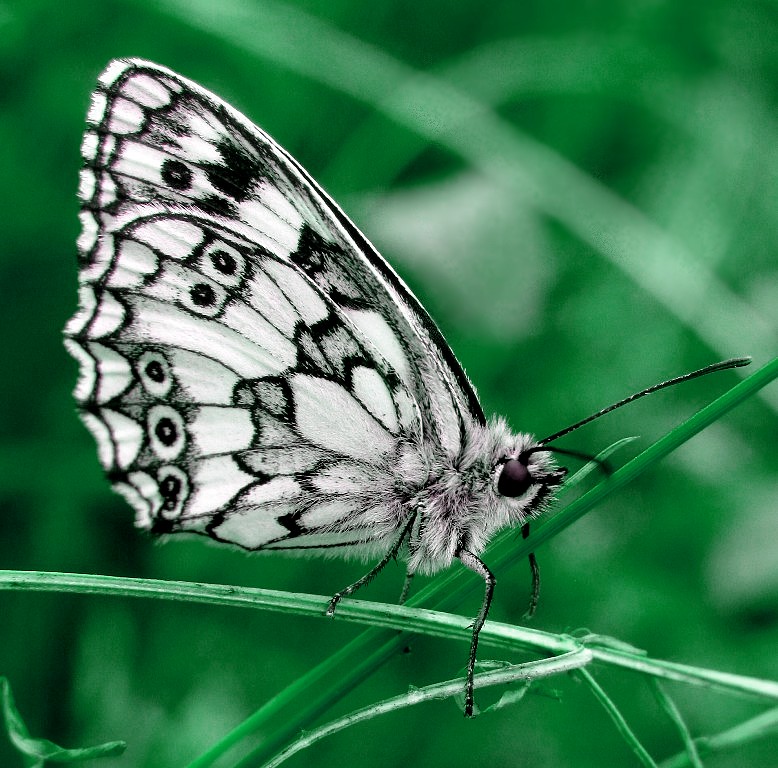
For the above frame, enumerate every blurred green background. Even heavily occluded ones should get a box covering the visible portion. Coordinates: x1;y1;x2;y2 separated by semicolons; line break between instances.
2;0;778;765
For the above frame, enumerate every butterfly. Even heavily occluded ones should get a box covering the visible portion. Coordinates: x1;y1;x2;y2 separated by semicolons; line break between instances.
67;59;746;717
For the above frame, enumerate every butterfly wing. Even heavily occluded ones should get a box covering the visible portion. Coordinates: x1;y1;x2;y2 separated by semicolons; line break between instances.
66;59;481;553
66;201;421;552
81;59;483;442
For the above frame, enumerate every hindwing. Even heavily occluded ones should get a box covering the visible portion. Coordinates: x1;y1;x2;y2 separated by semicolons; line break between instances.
67;201;422;551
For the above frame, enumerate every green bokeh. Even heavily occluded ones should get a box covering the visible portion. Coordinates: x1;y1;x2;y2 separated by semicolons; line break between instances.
2;0;777;766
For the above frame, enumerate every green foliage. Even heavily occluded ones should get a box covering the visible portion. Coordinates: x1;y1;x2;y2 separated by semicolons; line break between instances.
1;678;125;766
2;0;778;766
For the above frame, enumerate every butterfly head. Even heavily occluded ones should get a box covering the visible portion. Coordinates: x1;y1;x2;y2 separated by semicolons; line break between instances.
496;452;565;498
493;442;567;505
466;419;568;531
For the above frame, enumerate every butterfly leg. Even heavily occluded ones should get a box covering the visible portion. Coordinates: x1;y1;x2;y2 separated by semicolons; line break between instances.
456;549;495;718
521;522;540;619
325;515;416;617
398;569;415;605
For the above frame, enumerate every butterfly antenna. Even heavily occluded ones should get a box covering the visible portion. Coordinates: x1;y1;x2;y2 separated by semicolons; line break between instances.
537;357;751;446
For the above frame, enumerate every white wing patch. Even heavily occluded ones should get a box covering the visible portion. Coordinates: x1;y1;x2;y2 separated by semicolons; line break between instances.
132;218;206;260
109;239;158;288
156;349;239;404
186;456;256;517
292;374;396;461
188;406;255;454
212;507;291;550
120;73;172;108
263;260;329;326
302;499;364;529
351;366;400;434
100;408;143;469
343;309;411;383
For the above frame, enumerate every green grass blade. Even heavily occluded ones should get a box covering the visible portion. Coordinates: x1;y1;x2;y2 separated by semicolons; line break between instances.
3;572;778;702
204;359;778;767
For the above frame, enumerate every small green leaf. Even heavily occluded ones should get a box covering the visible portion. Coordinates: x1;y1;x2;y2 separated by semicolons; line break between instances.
1;678;126;765
482;684;531;712
572;631;648;656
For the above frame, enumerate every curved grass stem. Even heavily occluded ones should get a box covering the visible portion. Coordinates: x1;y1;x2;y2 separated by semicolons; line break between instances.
261;650;593;768
6;357;776;768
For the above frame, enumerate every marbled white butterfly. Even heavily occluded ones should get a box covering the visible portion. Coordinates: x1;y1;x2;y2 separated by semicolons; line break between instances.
65;59;747;717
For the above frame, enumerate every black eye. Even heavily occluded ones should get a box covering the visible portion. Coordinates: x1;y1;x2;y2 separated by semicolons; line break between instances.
497;458;532;497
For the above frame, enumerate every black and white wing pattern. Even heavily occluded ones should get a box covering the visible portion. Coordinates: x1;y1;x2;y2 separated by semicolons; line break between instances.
65;58;485;554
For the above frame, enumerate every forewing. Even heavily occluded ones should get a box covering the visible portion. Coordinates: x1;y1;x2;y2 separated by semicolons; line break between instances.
77;58;484;456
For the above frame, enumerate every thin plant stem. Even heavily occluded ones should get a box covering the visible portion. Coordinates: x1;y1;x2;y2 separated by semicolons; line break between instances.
2;570;778;701
261;650;593;768
576;668;658;768
650;679;704;768
660;706;778;768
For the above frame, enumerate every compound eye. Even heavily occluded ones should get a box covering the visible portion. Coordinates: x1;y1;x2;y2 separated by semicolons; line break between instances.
497;458;532;497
